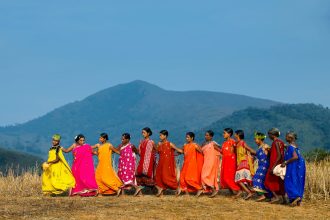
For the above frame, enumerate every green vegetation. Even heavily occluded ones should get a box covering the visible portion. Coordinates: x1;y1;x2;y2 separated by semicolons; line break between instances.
198;104;330;152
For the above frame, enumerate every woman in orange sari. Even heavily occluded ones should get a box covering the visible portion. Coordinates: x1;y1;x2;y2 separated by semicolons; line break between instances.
93;133;123;196
201;130;221;198
155;130;182;197
177;132;204;197
220;128;241;195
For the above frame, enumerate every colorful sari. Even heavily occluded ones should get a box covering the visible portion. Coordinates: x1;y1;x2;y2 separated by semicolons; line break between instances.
179;143;204;192
118;143;136;187
155;141;178;190
201;141;220;190
252;144;270;193
95;143;123;195
235;140;254;184
70;144;98;196
42;146;75;195
220;139;240;191
284;145;306;202
264;139;285;195
136;139;156;186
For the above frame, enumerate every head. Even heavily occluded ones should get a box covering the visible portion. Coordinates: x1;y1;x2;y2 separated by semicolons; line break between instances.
205;130;214;142
159;130;169;141
99;133;109;144
74;134;85;146
121;133;131;145
254;132;266;146
186;132;195;143
268;128;281;141
234;130;244;141
142;127;153;139
286;131;297;144
223;128;233;139
52;134;61;146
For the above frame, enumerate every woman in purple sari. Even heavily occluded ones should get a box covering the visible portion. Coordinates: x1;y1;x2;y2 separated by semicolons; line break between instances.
62;134;98;197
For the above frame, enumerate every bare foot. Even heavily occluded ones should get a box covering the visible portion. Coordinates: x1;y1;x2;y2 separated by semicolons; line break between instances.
256;195;266;202
290;197;301;207
244;193;253;200
116;188;122;197
209;188;218;198
175;188;182;197
270;198;281;204
196;190;203;198
133;187;143;197
233;191;243;199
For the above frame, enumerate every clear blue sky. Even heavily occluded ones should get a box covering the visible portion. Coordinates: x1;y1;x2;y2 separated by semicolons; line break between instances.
0;0;329;126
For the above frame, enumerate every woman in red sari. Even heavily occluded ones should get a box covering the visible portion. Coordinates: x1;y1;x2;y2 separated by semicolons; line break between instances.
220;128;241;195
264;128;286;204
177;132;204;197
136;127;157;194
155;130;182;197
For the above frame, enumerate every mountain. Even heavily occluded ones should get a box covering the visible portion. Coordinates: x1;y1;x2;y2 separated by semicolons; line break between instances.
0;147;43;173
0;80;278;157
196;104;330;151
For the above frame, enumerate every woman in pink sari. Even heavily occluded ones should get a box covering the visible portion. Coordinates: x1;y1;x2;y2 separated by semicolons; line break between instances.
62;134;98;197
117;133;142;196
136;127;157;191
201;130;221;198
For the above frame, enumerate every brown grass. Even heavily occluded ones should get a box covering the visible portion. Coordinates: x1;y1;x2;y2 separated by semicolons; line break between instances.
0;160;329;219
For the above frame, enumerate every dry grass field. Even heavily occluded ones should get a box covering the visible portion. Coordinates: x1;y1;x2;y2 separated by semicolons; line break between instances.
0;160;329;220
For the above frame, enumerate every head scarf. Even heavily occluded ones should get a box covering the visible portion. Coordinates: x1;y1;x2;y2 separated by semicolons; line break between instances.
52;134;61;141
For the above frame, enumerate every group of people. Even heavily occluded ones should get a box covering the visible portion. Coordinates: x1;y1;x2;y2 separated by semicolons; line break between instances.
42;127;306;207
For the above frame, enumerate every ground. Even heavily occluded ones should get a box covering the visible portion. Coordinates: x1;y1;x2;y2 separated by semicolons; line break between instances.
0;194;329;220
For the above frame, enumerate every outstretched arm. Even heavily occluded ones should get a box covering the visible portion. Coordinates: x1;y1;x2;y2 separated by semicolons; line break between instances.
244;143;256;155
132;145;139;155
47;151;60;165
109;143;120;155
213;142;222;153
170;143;183;154
61;143;76;153
194;144;203;153
91;143;100;149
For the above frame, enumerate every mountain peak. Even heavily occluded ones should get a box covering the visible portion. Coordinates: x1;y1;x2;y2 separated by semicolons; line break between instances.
119;80;164;91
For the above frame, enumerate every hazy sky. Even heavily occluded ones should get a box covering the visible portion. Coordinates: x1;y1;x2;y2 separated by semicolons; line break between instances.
1;0;329;126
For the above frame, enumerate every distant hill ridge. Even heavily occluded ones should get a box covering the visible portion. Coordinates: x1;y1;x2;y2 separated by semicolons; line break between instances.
0;80;278;157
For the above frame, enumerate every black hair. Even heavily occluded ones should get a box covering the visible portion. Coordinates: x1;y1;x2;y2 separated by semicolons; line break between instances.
235;130;245;139
255;132;266;141
206;130;214;137
122;133;131;140
160;130;169;137
186;132;195;140
224;128;234;137
100;133;109;141
74;134;85;143
268;128;280;137
142;127;153;136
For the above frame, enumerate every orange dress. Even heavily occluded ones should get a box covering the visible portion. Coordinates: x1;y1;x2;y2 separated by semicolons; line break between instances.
95;143;123;195
179;143;204;192
155;141;178;190
201;141;220;190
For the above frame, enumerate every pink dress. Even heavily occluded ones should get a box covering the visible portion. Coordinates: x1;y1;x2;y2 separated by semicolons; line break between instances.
70;144;98;196
118;143;136;187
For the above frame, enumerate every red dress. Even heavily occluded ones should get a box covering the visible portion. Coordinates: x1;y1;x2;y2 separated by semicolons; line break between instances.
220;139;240;191
136;139;156;186
155;141;178;190
264;139;285;195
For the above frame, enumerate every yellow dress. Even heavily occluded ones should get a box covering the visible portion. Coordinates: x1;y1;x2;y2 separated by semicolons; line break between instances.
42;147;75;195
95;143;123;194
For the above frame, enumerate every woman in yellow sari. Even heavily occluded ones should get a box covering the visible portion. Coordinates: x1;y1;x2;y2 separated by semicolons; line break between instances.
93;133;123;196
42;134;75;196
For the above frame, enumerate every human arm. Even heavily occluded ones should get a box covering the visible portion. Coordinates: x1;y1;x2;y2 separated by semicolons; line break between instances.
91;143;100;149
109;143;120;155
244;143;256;155
170;143;183;154
194;144;203;153
281;147;298;167
61;143;76;153
132;145;139;155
